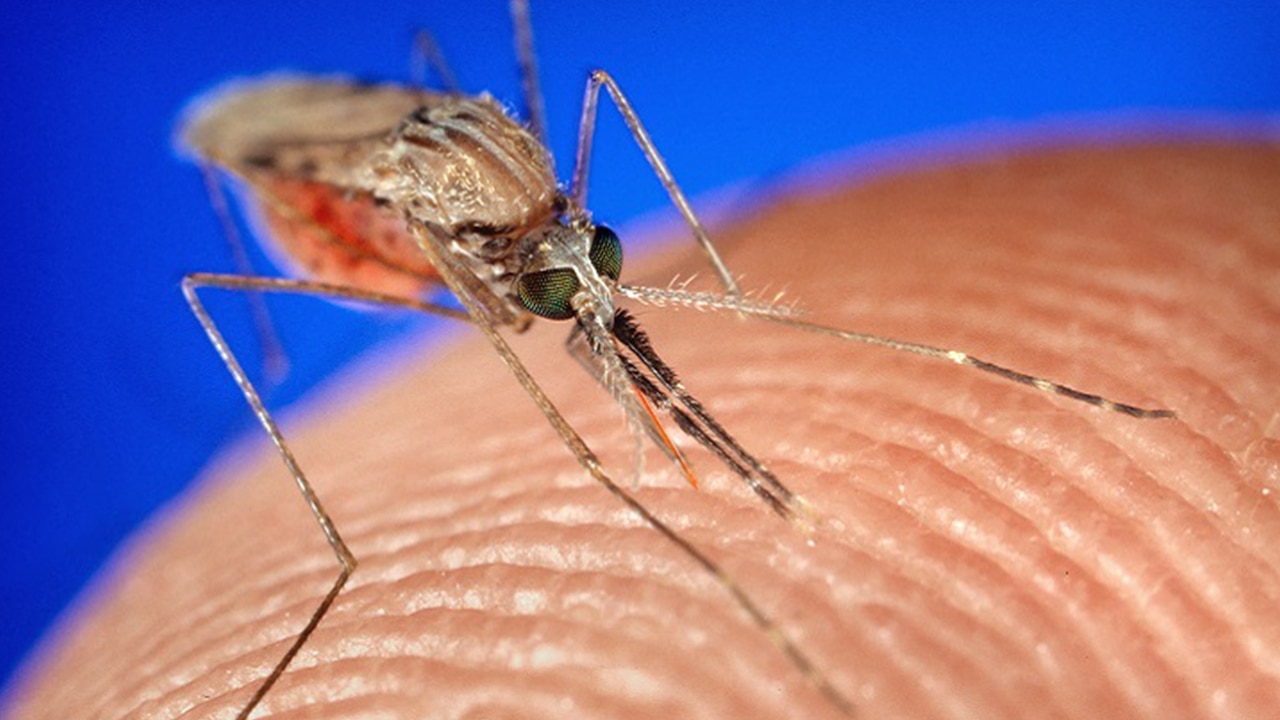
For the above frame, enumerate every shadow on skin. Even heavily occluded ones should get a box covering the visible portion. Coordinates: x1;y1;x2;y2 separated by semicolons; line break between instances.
4;131;1278;719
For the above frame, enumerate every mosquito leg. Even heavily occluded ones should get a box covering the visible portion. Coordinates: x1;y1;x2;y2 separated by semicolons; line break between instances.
409;28;460;93
570;69;740;296
199;164;291;384
184;272;473;321
182;274;349;719
509;0;548;144
407;221;855;716
181;272;474;719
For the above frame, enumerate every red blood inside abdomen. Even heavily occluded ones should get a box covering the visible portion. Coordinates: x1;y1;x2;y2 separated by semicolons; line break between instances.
253;177;443;300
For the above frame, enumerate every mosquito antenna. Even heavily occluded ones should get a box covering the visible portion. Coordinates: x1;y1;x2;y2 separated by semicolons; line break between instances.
619;283;1177;419
773;316;1176;419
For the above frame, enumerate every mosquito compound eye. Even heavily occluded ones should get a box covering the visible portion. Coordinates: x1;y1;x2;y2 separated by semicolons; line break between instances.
515;267;581;320
589;225;623;281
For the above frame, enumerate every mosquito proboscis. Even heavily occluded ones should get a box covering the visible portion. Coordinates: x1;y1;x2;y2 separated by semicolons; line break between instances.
178;2;1175;717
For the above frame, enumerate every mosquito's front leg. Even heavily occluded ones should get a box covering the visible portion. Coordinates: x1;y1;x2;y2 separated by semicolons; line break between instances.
570;69;741;296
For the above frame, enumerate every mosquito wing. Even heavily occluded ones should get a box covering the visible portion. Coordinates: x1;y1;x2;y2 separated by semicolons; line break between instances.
178;77;433;182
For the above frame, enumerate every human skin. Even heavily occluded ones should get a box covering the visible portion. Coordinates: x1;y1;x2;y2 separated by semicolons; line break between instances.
3;134;1278;719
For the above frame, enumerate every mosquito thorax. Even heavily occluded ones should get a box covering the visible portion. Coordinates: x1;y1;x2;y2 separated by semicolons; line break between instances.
370;91;560;240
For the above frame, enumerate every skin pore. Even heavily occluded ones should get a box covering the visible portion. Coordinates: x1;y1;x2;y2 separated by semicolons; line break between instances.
4;136;1278;719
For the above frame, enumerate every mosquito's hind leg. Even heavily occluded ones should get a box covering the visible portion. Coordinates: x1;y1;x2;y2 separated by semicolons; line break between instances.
508;0;547;145
181;272;471;719
198;164;291;385
410;27;460;93
568;69;742;296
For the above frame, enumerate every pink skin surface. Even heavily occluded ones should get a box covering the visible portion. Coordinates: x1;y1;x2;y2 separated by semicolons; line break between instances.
4;135;1278;720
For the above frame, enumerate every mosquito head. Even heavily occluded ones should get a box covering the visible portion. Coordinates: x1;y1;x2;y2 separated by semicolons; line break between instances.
513;222;623;329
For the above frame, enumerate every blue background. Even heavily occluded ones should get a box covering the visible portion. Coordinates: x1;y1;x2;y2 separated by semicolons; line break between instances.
1;0;1276;696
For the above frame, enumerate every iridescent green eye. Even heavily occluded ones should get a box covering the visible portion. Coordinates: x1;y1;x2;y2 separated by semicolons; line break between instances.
589;225;623;281
515;268;580;320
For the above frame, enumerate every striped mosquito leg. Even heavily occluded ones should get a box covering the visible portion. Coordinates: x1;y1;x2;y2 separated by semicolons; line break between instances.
409;28;460;92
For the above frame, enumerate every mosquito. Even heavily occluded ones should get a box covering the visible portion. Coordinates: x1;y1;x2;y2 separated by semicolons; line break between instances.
178;1;1175;717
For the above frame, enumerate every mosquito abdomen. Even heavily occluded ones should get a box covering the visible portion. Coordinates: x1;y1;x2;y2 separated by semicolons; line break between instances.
252;178;445;297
